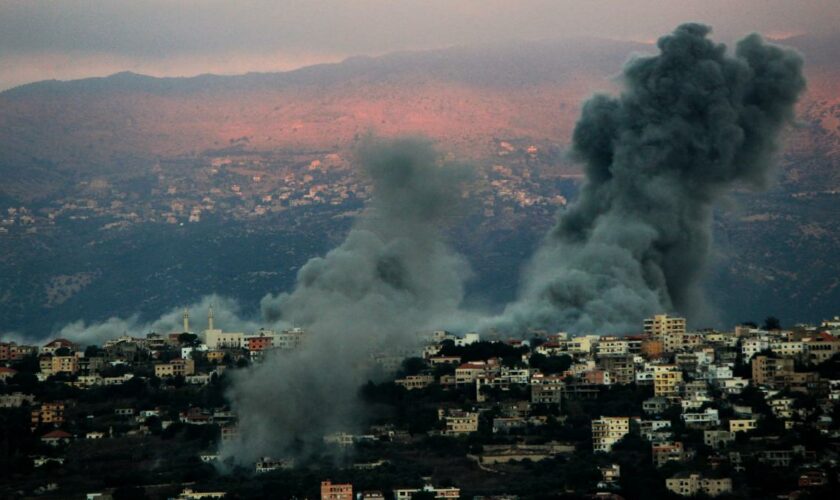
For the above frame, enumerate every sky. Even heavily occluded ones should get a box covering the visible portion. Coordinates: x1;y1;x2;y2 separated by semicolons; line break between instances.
0;0;837;91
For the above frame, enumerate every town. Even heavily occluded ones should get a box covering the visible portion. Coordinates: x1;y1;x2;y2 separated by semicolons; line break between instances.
2;312;840;499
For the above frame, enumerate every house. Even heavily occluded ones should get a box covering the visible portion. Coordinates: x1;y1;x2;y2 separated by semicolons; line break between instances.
255;456;293;473
439;409;479;435
704;430;734;449
393;484;460;499
681;408;719;429
455;362;487;385
41;338;78;355
0;366;17;381
729;419;757;434
41;429;73;446
176;489;226;499
154;358;195;378
652;441;688;467
394;374;434;390
0;392;35;408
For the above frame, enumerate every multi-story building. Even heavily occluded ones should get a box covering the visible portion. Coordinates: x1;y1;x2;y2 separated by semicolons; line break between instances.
154;358;196;378
275;328;305;350
599;355;635;385
770;341;804;358
665;473;732;497
644;315;687;337
681;408;720;429
439;409;479;435
592;416;630;453
203;329;244;349
729;419;757;434
394;374;435;390
320;480;353;500
704;430;735;449
393;485;460;499
31;402;65;430
652;441;687;467
741;337;770;361
803;334;840;364
51;355;79;375
752;355;794;387
530;372;565;405
645;315;687;352
654;365;683;399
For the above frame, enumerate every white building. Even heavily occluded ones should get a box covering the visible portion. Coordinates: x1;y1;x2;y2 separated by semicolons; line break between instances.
592;416;630;453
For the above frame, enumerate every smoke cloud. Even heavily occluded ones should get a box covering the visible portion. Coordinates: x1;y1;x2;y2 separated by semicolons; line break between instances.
1;294;258;347
493;23;805;334
221;137;472;463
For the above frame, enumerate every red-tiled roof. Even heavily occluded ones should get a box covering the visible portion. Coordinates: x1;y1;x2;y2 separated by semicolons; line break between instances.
44;338;75;347
42;430;72;439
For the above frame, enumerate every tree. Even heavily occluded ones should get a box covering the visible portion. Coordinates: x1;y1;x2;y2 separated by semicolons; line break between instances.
397;357;428;378
529;353;572;374
178;332;199;345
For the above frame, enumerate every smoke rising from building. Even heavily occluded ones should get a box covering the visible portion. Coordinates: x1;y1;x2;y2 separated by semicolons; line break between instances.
491;23;805;335
221;137;472;463
2;295;257;347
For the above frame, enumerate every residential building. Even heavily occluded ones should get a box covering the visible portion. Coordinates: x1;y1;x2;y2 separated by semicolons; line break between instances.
729;419;757;434
154;358;196;378
395;374;434;390
320;481;353;500
654;365;683;399
530;372;565;405
393;484;460;499
31;402;65;430
644;315;687;337
652;441;688;467
704;430;735;449
592;416;630;453
439;409;479;435
752;355;794;387
665;473;732;497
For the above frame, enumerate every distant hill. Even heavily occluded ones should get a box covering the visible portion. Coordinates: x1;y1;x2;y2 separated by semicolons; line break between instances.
0;34;839;335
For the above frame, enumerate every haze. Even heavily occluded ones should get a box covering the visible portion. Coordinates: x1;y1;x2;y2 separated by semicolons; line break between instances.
1;0;838;90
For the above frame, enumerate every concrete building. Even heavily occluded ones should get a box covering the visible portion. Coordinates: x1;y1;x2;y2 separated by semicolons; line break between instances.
729;419;757;434
439;409;479;435
644;315;686;337
320;480;353;500
752;355;794;387
599;354;635;385
654;365;683;399
704;430;735;449
530;372;565;405
665;473;732;497
592;416;630;453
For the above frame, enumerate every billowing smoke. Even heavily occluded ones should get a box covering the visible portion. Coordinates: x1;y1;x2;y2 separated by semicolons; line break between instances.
221;137;472;463
494;24;805;334
3;294;258;347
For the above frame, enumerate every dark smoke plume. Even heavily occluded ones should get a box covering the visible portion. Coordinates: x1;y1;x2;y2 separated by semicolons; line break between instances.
221;137;472;463
496;24;805;334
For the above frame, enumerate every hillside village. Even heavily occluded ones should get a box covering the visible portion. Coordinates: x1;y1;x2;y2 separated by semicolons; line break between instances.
2;313;840;499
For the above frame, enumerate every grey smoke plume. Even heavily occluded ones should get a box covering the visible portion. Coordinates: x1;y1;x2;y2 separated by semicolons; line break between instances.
222;137;472;463
495;24;805;334
2;294;258;347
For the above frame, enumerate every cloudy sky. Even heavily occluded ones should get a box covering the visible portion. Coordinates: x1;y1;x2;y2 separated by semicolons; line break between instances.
0;0;837;90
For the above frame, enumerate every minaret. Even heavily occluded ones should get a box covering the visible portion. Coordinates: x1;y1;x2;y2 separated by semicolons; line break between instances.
183;308;190;333
208;305;215;331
